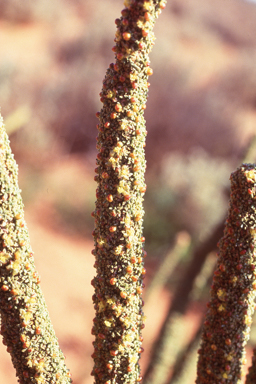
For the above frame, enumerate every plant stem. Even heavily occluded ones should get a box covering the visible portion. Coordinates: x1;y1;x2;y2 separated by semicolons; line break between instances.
143;222;224;384
196;164;256;384
145;231;191;302
91;1;166;384
0;115;72;384
169;323;202;384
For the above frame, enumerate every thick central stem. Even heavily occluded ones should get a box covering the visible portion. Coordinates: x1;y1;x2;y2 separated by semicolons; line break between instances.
91;1;166;384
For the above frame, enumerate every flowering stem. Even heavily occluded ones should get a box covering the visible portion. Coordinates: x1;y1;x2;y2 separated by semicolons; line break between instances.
91;1;166;384
196;164;256;384
0;115;72;384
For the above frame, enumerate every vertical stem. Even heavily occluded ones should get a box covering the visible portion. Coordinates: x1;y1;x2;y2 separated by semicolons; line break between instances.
143;223;224;384
0;115;72;384
169;324;202;384
145;231;191;302
91;1;166;384
196;164;256;384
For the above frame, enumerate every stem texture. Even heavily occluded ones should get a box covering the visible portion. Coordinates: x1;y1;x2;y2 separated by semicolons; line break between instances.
196;164;256;384
0;115;72;384
91;1;166;384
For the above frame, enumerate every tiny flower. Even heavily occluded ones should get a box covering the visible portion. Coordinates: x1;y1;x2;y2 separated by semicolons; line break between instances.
123;32;131;41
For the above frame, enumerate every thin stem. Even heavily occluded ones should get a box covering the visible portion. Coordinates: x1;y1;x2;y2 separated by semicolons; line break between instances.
145;231;191;302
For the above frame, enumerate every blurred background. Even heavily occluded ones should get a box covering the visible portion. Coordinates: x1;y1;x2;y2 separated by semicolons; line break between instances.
1;0;256;383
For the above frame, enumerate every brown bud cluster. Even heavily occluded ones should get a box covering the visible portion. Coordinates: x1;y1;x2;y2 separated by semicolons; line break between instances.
91;1;166;384
196;164;256;384
0;115;72;384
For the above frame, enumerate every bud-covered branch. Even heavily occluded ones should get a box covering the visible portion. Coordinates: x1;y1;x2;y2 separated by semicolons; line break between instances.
91;1;166;384
196;164;256;384
0;115;72;384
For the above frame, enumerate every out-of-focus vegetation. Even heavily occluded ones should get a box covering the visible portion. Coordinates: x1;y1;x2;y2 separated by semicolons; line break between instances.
1;0;256;383
1;0;256;243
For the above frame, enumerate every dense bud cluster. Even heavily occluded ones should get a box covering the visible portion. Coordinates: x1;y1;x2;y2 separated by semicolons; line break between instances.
0;116;72;384
91;1;166;384
196;164;256;384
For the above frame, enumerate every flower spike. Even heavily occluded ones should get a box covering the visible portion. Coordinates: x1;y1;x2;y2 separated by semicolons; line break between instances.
196;164;256;384
0;115;72;384
91;1;166;384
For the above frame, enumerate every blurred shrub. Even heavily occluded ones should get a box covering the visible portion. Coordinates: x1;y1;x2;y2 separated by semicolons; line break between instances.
144;148;230;256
